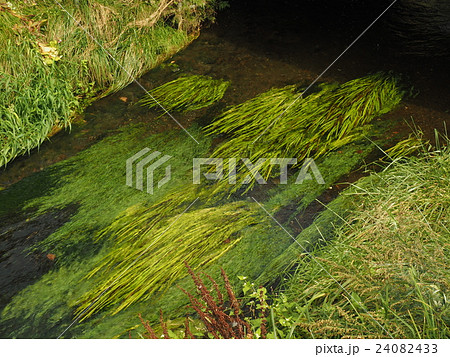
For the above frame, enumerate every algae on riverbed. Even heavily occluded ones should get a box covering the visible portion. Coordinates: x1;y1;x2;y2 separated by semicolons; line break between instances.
0;124;211;263
0;123;211;338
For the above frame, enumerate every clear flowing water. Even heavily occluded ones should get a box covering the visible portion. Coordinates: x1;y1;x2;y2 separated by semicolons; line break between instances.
1;0;449;188
0;0;449;338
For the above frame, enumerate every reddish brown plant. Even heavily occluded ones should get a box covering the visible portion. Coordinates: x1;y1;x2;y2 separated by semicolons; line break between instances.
137;263;257;339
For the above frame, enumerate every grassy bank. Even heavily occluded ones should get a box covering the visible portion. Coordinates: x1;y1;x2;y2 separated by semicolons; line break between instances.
0;0;223;167
263;143;450;338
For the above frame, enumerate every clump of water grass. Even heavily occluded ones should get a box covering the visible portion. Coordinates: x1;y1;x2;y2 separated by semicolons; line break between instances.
385;132;429;160
205;72;405;195
140;75;230;113
76;200;258;320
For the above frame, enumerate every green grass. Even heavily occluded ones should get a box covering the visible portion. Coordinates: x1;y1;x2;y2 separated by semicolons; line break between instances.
0;8;76;166
0;0;221;167
385;131;430;160
275;144;450;338
140;75;230;112
205;73;405;195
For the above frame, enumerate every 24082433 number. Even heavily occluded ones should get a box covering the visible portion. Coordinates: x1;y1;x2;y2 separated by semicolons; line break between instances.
376;344;438;354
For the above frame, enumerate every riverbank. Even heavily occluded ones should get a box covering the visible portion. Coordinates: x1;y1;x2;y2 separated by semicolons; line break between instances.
0;0;223;168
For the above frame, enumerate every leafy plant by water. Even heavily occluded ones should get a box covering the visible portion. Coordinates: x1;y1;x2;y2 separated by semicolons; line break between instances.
205;72;405;195
138;263;255;339
0;0;221;166
140;75;230;113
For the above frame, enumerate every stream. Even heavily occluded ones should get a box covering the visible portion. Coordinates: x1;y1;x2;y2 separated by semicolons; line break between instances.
0;0;449;338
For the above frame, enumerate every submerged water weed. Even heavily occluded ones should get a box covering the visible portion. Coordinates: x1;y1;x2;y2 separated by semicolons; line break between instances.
385;132;430;160
0;126;213;338
139;75;231;113
205;73;405;195
76;201;259;320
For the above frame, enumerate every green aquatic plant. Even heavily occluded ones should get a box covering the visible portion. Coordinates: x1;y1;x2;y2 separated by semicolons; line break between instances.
140;75;231;113
76;200;258;320
385;132;429;160
205;73;405;195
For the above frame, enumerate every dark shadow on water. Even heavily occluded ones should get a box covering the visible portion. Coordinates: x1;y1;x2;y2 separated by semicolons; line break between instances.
0;205;78;312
